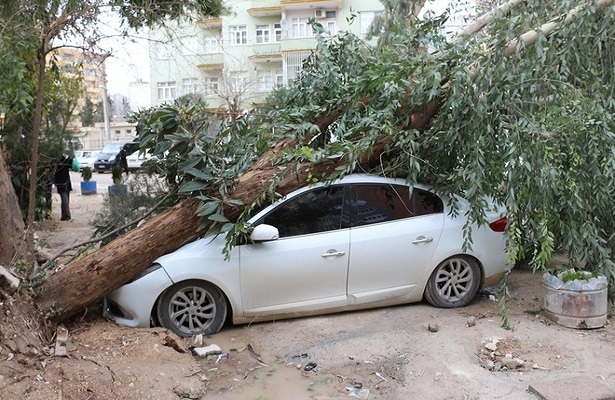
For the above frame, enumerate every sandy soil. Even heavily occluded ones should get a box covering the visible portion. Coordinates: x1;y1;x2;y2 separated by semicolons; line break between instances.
1;171;614;400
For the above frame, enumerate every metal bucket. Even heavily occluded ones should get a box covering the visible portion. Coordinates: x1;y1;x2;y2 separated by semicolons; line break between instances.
543;283;607;329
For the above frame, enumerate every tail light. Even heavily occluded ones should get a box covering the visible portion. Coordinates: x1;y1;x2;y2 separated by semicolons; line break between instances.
489;217;507;232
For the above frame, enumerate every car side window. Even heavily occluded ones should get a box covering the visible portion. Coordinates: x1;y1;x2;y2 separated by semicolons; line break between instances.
255;186;346;238
353;185;413;226
352;184;443;227
414;189;444;216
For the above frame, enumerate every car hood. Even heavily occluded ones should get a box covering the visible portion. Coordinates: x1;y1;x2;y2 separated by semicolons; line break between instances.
155;235;227;266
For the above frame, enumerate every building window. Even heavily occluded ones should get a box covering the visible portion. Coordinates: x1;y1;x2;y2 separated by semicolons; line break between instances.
360;11;383;34
324;21;337;35
256;25;271;44
114;130;121;135
183;78;203;95
204;77;219;96
155;43;173;59
126;129;132;135
230;25;247;45
181;36;201;55
157;81;176;101
256;69;284;91
230;71;249;92
284;51;310;84
256;70;273;91
203;36;220;53
275;69;284;86
274;24;282;42
291;18;313;39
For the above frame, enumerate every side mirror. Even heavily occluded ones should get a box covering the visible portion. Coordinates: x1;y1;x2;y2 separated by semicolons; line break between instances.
250;224;280;242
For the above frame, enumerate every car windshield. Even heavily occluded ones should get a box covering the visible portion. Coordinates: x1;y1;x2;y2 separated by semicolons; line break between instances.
100;143;125;154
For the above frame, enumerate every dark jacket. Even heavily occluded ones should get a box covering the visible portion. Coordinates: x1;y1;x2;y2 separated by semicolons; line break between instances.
55;155;73;193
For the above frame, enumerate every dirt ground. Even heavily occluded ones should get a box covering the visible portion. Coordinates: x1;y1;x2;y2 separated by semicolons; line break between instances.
2;171;615;400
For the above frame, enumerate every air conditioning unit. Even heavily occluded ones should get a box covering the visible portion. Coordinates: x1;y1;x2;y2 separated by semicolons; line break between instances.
314;9;326;19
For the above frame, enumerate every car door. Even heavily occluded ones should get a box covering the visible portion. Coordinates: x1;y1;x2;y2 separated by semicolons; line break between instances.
240;185;351;316
347;184;445;304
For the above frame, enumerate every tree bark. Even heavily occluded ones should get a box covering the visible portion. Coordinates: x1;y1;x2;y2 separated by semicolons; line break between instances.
0;150;26;267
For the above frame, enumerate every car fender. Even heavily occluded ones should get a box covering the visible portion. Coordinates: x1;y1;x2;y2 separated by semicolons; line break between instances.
155;236;243;320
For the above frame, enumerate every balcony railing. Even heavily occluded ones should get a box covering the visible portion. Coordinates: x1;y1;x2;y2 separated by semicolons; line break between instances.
249;43;282;62
247;0;282;17
196;53;224;69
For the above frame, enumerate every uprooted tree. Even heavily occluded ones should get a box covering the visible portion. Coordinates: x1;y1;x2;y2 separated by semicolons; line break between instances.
0;1;613;346
32;0;615;326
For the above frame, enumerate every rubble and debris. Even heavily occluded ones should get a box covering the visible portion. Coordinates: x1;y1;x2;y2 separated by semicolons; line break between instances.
0;266;20;294
193;344;222;357
185;334;203;348
346;383;370;399
477;338;527;372
303;362;317;372
163;335;188;353
54;326;68;357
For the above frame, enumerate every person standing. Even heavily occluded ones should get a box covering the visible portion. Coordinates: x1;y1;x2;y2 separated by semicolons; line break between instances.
55;153;73;221
118;146;129;176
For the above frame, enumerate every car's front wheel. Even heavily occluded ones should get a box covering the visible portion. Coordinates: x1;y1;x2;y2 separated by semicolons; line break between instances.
424;256;481;308
157;280;227;337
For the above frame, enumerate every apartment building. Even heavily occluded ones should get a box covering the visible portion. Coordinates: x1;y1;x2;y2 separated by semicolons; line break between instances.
51;48;107;126
149;0;385;111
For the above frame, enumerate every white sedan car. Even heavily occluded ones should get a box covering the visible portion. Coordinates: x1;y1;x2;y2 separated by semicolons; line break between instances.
74;150;99;170
126;151;153;170
104;174;509;337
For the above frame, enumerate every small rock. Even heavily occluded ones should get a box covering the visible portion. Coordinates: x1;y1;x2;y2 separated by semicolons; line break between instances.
164;335;188;353
467;316;476;327
428;323;439;332
0;266;20;294
484;342;497;352
500;356;524;370
483;359;495;370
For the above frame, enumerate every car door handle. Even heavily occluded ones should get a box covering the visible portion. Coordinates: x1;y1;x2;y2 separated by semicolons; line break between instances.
321;249;346;258
412;236;433;244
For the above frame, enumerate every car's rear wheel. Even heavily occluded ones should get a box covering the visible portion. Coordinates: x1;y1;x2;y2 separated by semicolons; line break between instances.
157;280;227;337
424;256;481;308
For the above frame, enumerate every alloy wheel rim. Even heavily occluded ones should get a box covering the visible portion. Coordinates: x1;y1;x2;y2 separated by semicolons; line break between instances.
169;286;216;334
435;258;473;302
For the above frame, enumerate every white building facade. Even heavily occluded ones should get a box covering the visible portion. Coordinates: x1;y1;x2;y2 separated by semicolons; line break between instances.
149;0;385;111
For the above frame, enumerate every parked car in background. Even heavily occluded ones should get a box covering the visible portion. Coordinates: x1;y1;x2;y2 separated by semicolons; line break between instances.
93;141;139;173
73;150;100;171
104;174;510;337
126;151;154;171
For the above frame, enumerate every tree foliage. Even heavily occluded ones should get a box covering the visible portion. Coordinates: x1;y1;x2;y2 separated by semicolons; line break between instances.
0;0;224;270
134;1;615;288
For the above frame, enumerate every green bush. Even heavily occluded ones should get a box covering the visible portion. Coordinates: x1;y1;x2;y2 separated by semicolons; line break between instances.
81;166;92;181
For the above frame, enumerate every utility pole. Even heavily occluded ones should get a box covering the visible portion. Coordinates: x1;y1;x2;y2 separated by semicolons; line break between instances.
101;83;110;143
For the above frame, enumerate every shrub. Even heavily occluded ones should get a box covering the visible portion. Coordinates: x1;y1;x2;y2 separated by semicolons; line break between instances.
81;166;92;181
90;172;178;245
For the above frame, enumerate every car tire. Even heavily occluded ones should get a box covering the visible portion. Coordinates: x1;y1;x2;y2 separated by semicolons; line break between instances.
157;280;227;337
424;256;481;308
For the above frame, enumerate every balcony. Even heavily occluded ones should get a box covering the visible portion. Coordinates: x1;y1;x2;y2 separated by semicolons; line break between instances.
247;0;282;17
280;0;341;9
196;53;224;70
197;18;222;28
280;37;317;53
249;43;282;62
